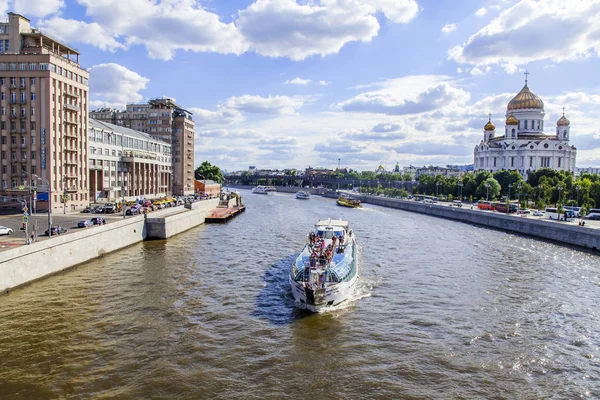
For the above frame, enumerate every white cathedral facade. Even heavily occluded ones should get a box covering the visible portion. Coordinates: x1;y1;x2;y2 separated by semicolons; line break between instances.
474;77;576;179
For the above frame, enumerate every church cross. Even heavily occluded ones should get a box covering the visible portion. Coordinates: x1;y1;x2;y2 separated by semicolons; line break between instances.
562;106;566;116
488;112;492;121
524;70;529;84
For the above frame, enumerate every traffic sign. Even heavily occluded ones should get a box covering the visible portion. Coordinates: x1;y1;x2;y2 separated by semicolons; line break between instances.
22;215;29;223
23;206;28;212
19;185;24;190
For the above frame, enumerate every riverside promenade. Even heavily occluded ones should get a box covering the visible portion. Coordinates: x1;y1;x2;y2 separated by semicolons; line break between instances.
0;199;219;293
323;191;600;252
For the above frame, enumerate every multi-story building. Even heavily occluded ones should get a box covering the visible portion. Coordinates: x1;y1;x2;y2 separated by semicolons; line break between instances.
0;12;89;211
90;97;195;195
88;119;171;201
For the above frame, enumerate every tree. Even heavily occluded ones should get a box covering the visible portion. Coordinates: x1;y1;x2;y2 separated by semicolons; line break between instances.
195;161;224;184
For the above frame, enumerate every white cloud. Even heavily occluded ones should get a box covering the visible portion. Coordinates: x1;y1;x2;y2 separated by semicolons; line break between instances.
88;63;149;109
37;0;419;61
449;0;600;67
469;66;491;75
12;0;64;18
189;108;245;126
39;18;126;52
223;94;308;115
475;7;487;17
335;75;470;115
285;77;311;85
319;80;331;86
441;23;456;34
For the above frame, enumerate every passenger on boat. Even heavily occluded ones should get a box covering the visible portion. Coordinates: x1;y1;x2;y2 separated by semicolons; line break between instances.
319;273;326;288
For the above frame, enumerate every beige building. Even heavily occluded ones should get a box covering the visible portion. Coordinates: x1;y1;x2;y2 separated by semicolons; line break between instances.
91;97;195;195
89;119;172;202
0;12;89;211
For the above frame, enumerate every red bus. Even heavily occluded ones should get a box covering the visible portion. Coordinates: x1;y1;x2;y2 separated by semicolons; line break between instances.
477;200;496;211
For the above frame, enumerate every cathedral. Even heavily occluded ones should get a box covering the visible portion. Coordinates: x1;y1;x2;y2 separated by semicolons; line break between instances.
473;74;576;179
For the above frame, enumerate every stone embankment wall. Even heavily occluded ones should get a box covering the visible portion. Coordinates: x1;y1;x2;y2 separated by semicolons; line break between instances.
326;192;600;251
0;199;219;292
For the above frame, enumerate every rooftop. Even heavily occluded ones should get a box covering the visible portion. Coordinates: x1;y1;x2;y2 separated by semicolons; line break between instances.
89;118;170;145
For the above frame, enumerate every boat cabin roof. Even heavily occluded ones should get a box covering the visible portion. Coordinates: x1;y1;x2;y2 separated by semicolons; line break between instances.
315;219;349;229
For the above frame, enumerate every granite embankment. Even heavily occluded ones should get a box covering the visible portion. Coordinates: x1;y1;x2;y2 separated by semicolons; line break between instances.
324;192;600;252
0;199;219;292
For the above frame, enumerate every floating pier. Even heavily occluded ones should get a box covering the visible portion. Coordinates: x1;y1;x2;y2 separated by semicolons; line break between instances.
205;192;245;223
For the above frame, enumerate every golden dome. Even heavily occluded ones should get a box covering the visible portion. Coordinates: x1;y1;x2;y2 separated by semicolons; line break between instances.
506;114;519;125
484;119;495;131
507;84;544;110
557;115;570;126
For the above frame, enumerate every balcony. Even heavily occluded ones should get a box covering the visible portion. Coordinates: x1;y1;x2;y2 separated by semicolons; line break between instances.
64;103;80;112
20;114;26;119
8;99;16;104
65;186;78;193
89;164;102;170
9;113;17;119
64;147;78;152
64;131;78;138
19;83;26;89
20;143;27;148
10;143;18;148
9;83;16;89
64;119;78;126
65;160;78;166
64;91;79;98
19;98;27;104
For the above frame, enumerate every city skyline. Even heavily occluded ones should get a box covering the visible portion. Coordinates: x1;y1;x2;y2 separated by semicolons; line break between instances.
17;0;600;171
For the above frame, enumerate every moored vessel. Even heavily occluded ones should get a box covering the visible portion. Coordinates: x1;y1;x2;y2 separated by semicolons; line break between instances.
290;219;358;312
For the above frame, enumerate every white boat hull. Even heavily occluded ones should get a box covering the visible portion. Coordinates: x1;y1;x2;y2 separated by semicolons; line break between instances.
289;273;358;312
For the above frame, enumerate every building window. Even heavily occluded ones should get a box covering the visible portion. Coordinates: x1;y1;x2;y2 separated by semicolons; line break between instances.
558;158;562;168
511;129;515;137
30;78;36;86
493;158;497;167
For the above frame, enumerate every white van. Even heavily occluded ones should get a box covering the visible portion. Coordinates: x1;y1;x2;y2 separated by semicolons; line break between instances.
545;207;575;221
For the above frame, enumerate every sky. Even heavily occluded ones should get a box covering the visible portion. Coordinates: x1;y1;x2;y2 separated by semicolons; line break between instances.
5;0;600;172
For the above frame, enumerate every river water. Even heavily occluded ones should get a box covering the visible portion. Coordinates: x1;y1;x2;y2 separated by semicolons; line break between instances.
1;191;599;398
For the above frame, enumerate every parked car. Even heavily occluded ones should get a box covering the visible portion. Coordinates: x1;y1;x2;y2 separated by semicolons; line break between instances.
94;206;105;213
0;226;13;235
519;209;531;215
78;220;93;228
104;203;116;213
81;207;93;213
126;207;140;216
90;217;106;225
533;210;544;216
45;226;67;236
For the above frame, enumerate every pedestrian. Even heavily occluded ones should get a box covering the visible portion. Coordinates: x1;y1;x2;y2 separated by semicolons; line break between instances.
30;233;34;243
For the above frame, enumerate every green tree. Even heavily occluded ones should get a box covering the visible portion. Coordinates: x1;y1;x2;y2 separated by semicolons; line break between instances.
195;160;224;184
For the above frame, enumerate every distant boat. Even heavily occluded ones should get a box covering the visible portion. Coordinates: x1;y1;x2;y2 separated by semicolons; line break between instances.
290;219;358;312
295;190;311;199
252;186;269;194
336;194;362;208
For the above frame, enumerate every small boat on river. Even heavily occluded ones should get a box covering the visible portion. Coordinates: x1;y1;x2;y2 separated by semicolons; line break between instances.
290;219;358;312
336;194;362;208
295;190;311;200
252;185;270;194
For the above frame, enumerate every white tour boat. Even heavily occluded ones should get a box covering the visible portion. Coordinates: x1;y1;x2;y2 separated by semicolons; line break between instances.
295;190;311;200
252;185;270;194
290;219;358;312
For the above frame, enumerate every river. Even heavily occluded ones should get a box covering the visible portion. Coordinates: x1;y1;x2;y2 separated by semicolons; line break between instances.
1;190;599;398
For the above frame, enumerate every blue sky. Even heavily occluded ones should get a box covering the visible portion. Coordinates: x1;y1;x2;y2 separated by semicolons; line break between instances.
7;0;600;171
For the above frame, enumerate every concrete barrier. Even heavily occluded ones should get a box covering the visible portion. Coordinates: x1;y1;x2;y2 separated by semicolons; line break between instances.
332;193;600;252
0;199;220;292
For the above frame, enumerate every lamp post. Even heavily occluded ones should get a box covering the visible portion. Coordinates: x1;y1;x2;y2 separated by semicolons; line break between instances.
556;184;563;207
337;158;341;193
458;181;463;201
576;185;581;206
485;182;490;202
506;184;512;214
33;174;51;237
436;181;441;198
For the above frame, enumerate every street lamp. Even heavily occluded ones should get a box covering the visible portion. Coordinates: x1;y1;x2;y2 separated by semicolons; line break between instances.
485;182;491;202
517;183;522;211
458;181;463;201
556;184;563;206
337;158;341;193
436;181;441;198
576;185;581;206
33;174;51;237
506;184;512;214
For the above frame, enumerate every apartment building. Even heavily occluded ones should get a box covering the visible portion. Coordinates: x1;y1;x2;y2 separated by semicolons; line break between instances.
89;119;172;201
90;97;195;195
0;12;89;211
